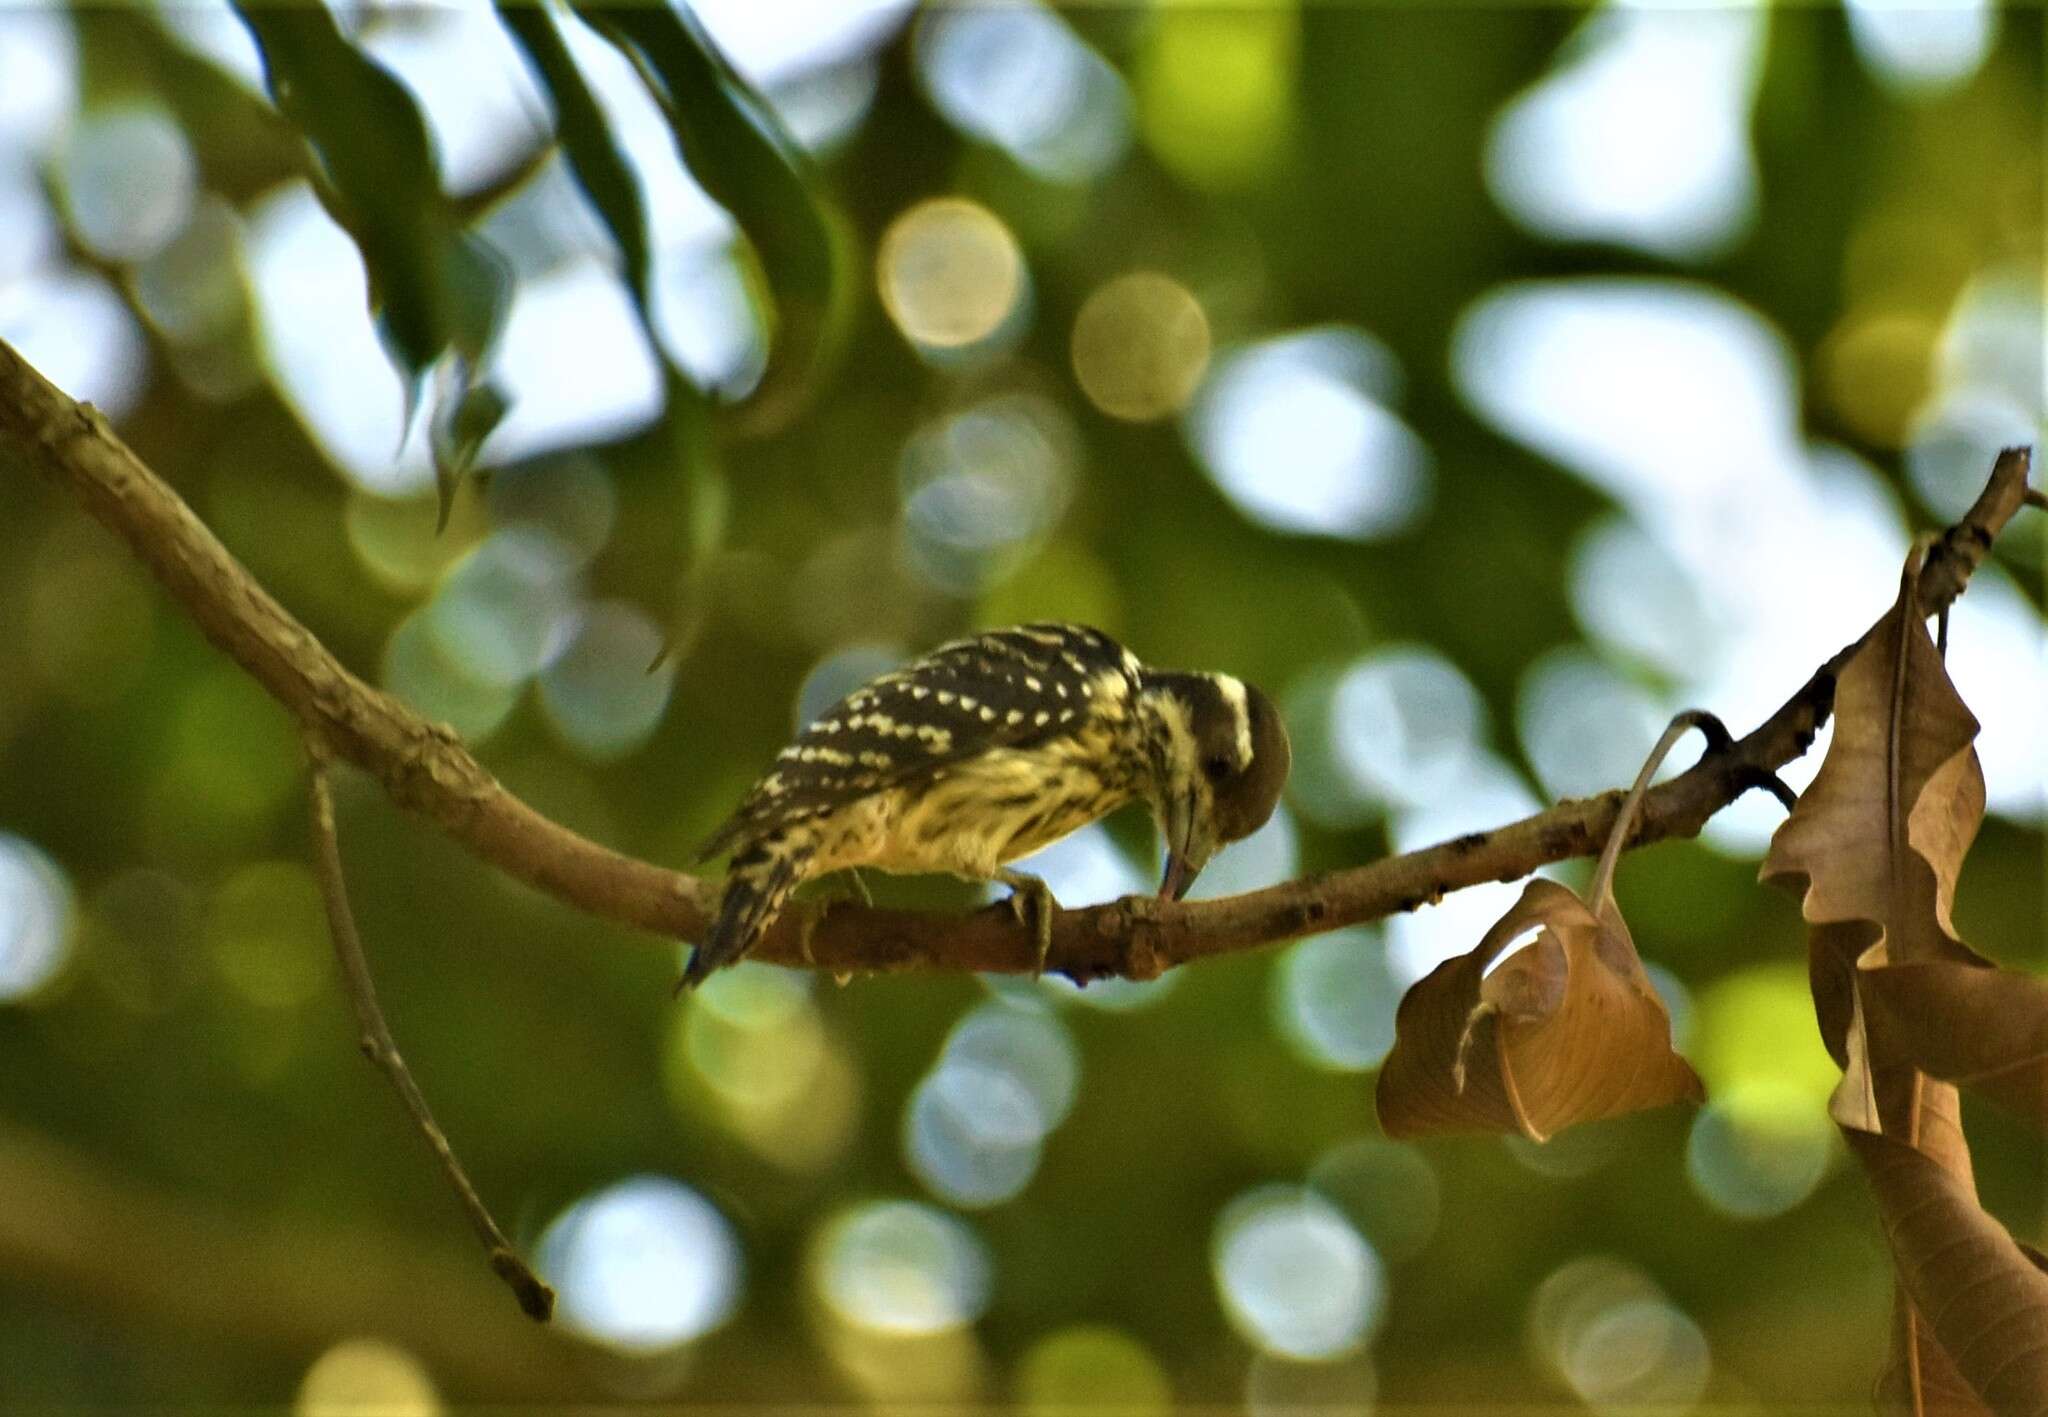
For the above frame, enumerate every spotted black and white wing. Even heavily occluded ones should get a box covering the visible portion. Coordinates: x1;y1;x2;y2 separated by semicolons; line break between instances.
694;622;1140;862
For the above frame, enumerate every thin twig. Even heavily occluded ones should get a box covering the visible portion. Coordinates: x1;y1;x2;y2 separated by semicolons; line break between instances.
304;740;556;1323
0;338;2035;980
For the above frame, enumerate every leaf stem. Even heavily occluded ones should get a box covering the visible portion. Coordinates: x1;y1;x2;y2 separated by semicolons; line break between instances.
1587;710;1722;916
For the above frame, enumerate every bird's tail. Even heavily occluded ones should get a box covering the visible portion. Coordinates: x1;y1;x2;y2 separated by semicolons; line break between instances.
679;845;809;990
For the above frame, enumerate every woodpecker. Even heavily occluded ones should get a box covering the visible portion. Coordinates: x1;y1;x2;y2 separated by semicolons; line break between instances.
683;622;1291;986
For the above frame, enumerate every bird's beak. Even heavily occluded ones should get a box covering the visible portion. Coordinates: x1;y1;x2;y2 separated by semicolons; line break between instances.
1159;851;1200;902
1158;791;1211;901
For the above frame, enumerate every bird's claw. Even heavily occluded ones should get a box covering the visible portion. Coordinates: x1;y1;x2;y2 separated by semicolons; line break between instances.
794;899;827;968
994;869;1059;977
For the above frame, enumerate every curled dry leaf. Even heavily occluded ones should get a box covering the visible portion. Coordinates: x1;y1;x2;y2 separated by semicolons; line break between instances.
1760;553;1985;1133
1375;878;1703;1142
1850;1124;2048;1414
1762;545;2048;1409
1859;953;2048;1131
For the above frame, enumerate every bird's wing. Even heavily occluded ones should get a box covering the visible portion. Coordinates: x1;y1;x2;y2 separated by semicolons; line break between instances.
693;623;1142;862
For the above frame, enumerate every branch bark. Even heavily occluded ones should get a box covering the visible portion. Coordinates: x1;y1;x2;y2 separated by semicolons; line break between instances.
0;335;2032;981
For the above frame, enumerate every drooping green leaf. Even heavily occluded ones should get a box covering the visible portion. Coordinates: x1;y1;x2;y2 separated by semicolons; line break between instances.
235;2;513;522
572;0;855;435
496;1;655;308
431;371;511;528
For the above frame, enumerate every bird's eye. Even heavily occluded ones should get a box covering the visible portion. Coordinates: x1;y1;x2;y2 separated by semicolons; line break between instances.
1203;755;1233;781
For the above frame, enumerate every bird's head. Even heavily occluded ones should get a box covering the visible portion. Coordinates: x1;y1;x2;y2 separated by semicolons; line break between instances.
1139;670;1292;901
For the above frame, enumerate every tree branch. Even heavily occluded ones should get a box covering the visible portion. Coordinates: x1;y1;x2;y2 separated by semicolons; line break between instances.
0;336;2033;981
304;740;555;1322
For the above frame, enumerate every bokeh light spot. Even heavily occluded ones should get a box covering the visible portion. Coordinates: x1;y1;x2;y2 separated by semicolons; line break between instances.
383;609;522;744
1307;1137;1441;1265
423;528;580;688
917;3;1131;184
1486;7;1761;261
899;393;1077;596
1272;929;1401;1072
813;1200;992;1336
0;835;74;1005
904;1076;1042;1209
1213;1187;1382;1360
1562;1298;1712;1411
1568;514;1716;681
132;194;249;355
1690;962;1840;1106
796;643;905;732
247;181;428;494
0;8;76;158
295;1337;441;1417
1527;1252;1718;1405
538;1175;744;1352
0;266;148;419
204;861;328;1010
485;457;617;572
681;971;829;1111
1331;646;1486;811
1071;272;1210;423
57;102;196;264
1016;1326;1171;1415
878;197;1026;352
539;601;676;761
1187;328;1431;541
1138;5;1294;189
672;965;857;1174
1516;648;1668;800
1244;1352;1378;1416
905;1000;1078;1208
1846;0;1995;97
1686;1082;1834;1220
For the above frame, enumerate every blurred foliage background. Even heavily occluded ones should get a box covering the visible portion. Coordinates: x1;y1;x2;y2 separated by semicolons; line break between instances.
0;0;2043;1410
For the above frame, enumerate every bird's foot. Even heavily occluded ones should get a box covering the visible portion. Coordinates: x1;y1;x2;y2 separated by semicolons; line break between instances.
993;868;1060;977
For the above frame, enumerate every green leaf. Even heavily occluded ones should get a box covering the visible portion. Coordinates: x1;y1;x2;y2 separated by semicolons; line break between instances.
496;1;656;310
235;3;513;521
430;372;510;532
571;0;855;435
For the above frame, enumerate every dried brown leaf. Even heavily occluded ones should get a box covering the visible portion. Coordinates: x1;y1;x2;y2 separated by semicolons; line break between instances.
1859;952;2048;1130
1877;1280;1996;1417
1873;1081;1985;1414
1375;878;1703;1142
1761;558;1984;1133
1761;558;1981;949
1847;1122;2048;1413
